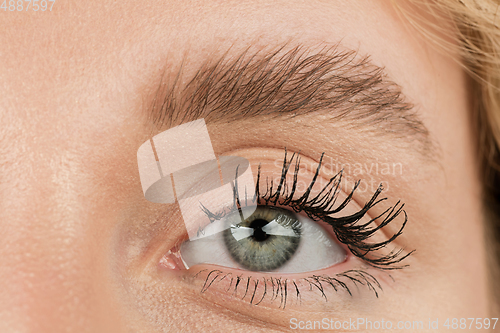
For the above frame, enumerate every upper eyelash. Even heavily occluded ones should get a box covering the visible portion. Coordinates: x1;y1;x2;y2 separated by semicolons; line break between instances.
202;149;413;270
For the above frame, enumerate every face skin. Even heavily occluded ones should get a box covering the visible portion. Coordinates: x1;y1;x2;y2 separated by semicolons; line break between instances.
0;0;492;332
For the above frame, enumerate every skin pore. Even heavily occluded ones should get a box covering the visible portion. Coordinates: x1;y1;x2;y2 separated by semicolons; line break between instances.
0;0;491;332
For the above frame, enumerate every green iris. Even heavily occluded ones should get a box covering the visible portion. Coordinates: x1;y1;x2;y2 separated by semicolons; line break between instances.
223;206;302;271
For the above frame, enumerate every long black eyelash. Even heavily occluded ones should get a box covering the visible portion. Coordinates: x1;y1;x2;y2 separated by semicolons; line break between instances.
238;149;413;269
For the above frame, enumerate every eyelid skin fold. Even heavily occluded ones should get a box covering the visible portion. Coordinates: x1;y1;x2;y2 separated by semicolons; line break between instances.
137;118;257;240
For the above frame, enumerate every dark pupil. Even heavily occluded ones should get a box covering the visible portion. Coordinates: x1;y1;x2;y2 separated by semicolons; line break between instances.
223;206;302;272
249;219;270;242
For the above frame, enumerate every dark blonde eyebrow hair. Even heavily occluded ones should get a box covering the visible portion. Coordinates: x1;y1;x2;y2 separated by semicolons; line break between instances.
148;44;434;155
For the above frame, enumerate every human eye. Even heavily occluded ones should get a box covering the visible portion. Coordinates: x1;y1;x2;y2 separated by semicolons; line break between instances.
181;205;347;274
158;149;412;310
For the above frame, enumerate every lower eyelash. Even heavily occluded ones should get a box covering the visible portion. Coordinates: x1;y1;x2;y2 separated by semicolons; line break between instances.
192;268;387;309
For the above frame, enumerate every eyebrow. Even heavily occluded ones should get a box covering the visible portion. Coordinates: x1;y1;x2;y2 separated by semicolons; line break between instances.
147;44;434;156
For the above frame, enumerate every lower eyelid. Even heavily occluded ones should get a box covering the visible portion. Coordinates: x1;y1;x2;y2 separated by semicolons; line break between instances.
161;259;389;311
159;236;392;305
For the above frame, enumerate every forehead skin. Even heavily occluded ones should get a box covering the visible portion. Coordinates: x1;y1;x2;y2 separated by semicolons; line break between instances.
0;0;488;332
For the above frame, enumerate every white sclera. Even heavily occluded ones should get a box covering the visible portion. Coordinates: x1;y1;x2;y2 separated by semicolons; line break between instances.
180;213;347;273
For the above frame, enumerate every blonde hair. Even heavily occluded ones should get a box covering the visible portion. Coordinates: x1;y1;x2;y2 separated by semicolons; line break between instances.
395;0;500;313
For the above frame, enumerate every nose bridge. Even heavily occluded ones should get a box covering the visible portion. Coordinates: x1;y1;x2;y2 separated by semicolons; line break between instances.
0;140;113;332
